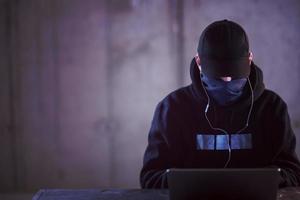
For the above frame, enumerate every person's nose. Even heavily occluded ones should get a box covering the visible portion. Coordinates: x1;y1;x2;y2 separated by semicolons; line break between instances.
220;77;232;82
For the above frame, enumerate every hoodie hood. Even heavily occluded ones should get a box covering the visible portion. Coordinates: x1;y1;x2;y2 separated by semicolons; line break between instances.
190;58;265;109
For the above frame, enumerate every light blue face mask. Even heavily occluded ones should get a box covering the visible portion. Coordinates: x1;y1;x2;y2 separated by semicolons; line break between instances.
200;73;247;106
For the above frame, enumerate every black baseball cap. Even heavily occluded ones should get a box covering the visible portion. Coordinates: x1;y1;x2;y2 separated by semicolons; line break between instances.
197;19;251;79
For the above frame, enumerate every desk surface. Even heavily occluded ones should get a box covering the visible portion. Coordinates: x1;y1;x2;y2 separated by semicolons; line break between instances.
32;187;300;200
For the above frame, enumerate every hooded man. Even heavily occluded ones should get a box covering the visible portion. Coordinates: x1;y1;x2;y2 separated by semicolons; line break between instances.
140;19;300;189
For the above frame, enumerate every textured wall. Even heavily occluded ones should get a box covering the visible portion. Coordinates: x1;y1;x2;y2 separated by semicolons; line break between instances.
0;0;300;192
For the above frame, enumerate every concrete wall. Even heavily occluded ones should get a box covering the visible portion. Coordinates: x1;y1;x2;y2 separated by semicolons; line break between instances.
0;0;299;192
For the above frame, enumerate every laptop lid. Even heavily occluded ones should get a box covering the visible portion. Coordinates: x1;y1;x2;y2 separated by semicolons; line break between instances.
167;168;281;200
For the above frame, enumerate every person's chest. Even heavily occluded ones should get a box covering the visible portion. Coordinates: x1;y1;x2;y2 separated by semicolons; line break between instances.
174;105;273;168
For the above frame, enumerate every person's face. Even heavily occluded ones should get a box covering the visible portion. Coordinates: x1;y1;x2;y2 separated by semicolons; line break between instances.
195;52;253;81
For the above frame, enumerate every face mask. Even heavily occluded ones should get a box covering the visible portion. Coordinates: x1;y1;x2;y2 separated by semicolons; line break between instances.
200;73;247;106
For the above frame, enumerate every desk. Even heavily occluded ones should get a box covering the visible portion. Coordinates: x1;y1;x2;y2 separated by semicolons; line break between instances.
32;187;300;200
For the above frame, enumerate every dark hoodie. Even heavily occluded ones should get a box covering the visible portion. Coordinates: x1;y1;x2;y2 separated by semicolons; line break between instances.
140;58;300;188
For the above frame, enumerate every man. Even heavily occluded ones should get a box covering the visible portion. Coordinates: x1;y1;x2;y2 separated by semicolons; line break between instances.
140;19;300;189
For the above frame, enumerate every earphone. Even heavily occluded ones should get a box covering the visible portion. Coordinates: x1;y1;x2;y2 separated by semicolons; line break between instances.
199;67;254;168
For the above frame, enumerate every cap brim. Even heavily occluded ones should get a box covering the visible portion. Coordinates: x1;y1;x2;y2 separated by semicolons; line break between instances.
201;57;250;79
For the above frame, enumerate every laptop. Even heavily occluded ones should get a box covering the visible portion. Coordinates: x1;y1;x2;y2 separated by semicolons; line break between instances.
167;168;281;200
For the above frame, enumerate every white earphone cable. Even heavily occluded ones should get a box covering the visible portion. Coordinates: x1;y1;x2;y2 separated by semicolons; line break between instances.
200;74;254;168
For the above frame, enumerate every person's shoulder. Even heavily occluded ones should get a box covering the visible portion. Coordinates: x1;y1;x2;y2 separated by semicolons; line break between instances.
161;85;192;104
260;89;287;108
156;85;193;110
